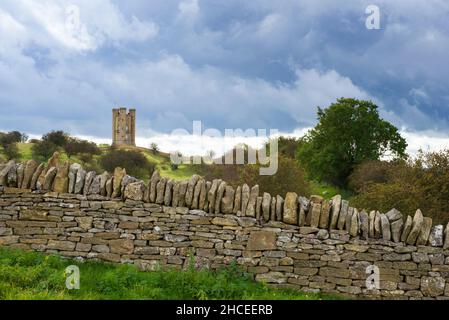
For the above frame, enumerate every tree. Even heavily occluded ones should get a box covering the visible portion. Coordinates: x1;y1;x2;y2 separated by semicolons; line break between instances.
64;138;101;158
0;131;26;160
296;98;407;186
31;140;58;161
42;130;69;147
150;143;159;154
100;149;154;179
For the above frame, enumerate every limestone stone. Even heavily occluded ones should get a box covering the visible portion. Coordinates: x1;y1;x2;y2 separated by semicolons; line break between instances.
283;192;298;225
380;213;391;241
0;160;15;186
30;163;45;190
247;231;276;251
68;163;81;194
416;217;432;246
74;167;86;194
215;181;227;213
16;163;25;188
233;186;242;215
171;181;180;207
203;181;211;211
359;210;369;240
255;272;286;284
241;183;250;215
43;167;57;191
75;217;93;230
185;175;200;208
53;161;69;193
46;152;60;171
105;177;113;198
110;239;134;255
444;222;449;249
421;276;445;297
84;171;97;196
319;200;330;229
368;210;376;238
310;203;321;228
256;196;263;221
221;185;235;214
391;219;404;243
337;199;349;230
345;207;354;232
22;160;38;189
400;216;412;243
262;192;271;222
211;217;238;227
124;181;146;201
270;197;276;221
298;196;309;227
148;170;161;203
192;179;204;209
374;211;382;238
386;208;403;222
7;163;18;187
99;171;111;196
350;210;359;237
317;229;329;240
329;195;341;230
207;179;220;213
406;209;424;245
177;180;188;207
276;195;284;221
164;179;174;206
244;185;259;217
155;177;167;205
121;175;137;197
310;195;324;204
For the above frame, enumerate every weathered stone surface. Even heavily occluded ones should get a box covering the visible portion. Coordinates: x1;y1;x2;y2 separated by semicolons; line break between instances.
444;222;449;249
319;200;330;229
124;181;146;201
30;163;45;190
283;192;298;225
203;181;211;211
337;199;349;230
233;186;242;215
391;219;404;243
148;170;161;203
406;209;424;245
16;163;25;188
256;196;263;221
401;215;413;243
421;276;445;297
43;167;57;191
221;185;235;214
177;180;188;207
47;240;75;251
380;213;391;241
298;196;309;227
120;175;137;198
350;210;359;237
207;179;220;214
276;195;283;222
215;181;227;213
255;272;286;284
310;203;321;228
74;167;86;195
330;195;341;230
7;163;18;187
185;175;200;208
47;152;60;171
53;161;70;193
211;217;238;227
345;207;354;232
164;179;174;207
99;171;111;197
105;177;113;198
84;171;96;196
386;208;403;222
0;160;15;186
317;229;329;240
270;196;276;221
262;192;271;222
68;163;81;194
76;217;93;230
359;210;369;240
245;185;259;217
368;210;376;238
310;195;324;204
241;183;250;215
171;181;180;207
247;231;276;251
374;211;382;239
155;177;167;205
110;239;134;255
416;217;432;246
192;179;203;209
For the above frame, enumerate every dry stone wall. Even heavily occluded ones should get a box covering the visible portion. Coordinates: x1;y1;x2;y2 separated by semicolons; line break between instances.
1;153;449;299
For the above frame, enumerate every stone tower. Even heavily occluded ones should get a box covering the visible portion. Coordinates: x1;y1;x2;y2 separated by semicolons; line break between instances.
112;108;136;146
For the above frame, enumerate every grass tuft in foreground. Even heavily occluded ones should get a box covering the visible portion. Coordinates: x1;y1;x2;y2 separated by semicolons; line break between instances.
0;248;342;300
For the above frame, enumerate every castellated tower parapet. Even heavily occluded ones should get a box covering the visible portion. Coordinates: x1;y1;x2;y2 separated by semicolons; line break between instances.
112;108;136;147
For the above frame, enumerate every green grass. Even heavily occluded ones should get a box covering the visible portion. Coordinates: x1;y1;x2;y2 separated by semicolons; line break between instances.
17;143;34;162
309;181;353;200
0;248;342;300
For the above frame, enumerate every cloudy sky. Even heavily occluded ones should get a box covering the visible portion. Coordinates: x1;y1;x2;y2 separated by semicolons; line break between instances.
1;0;449;155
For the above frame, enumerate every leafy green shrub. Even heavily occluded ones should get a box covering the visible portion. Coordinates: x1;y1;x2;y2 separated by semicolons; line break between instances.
99;149;154;179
